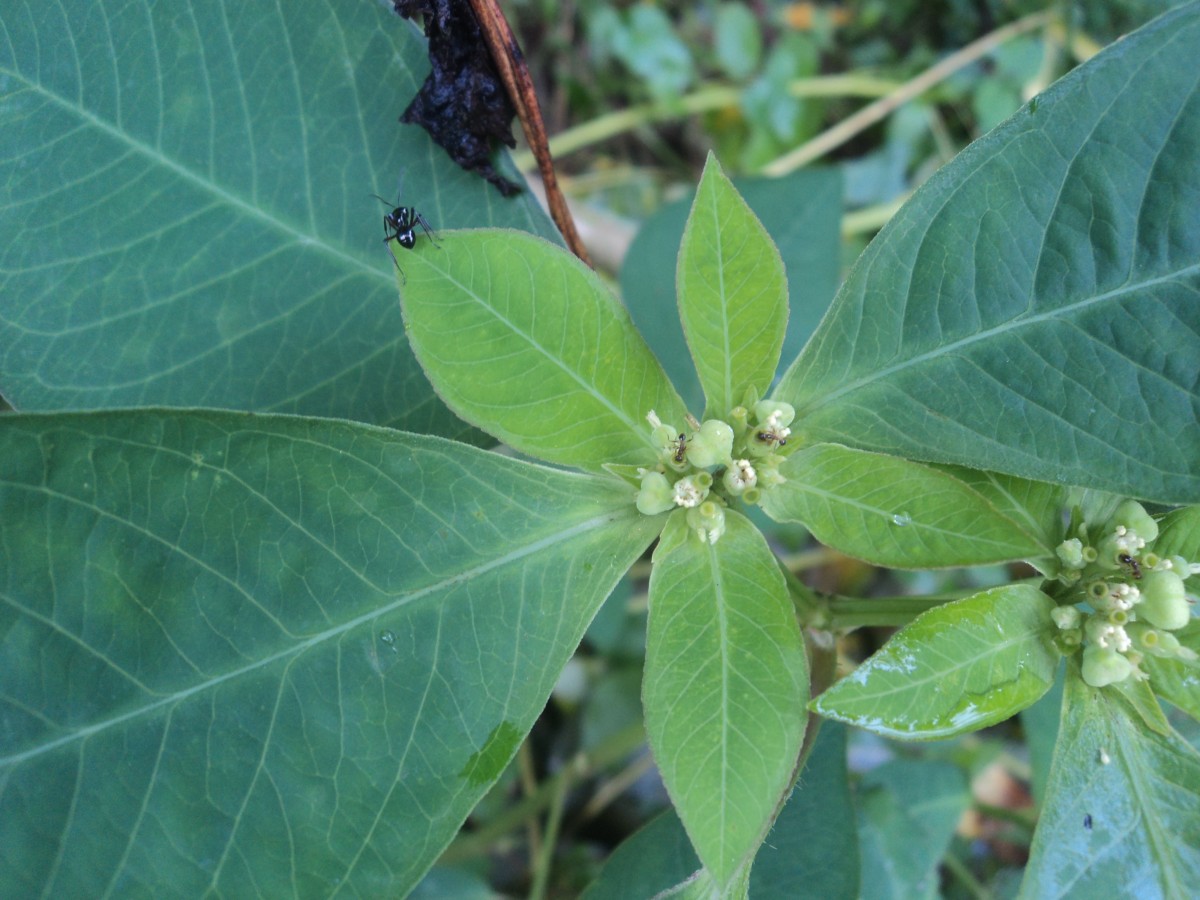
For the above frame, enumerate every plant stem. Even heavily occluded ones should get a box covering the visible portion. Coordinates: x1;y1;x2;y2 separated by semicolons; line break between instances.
527;768;570;900
942;850;992;900
762;9;1053;175
825;594;956;630
511;74;899;170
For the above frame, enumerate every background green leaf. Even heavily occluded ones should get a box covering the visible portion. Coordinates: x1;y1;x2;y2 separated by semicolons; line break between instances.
622;169;842;417
1022;661;1200;897
814;585;1059;739
856;760;971;900
583;723;856;899
677;153;788;418
0;411;657;895
644;510;808;886
0;0;555;430
774;6;1200;504
400;230;687;472
761;444;1052;568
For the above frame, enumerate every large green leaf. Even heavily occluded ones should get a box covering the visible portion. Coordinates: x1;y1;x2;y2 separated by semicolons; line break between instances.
643;510;808;887
774;6;1200;504
0;0;555;429
399;230;688;473
0;411;657;895
814;585;1059;739
1022;661;1200;897
760;444;1052;568
676;153;787;418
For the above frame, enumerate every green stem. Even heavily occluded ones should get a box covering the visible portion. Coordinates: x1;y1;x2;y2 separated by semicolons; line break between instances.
942;850;992;900
825;594;956;630
527;769;570;900
511;74;899;170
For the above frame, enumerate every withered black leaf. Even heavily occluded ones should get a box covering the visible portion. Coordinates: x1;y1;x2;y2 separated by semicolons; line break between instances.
393;0;523;197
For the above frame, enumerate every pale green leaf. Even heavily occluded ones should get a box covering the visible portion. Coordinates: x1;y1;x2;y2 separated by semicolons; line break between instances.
584;723;856;900
814;585;1059;739
761;444;1050;568
0;0;554;429
1021;660;1200;898
1153;505;1200;592
644;510;808;886
400;230;688;472
1144;619;1200;722
0;411;658;895
622;169;842;415
774;7;1200;503
677;154;788;417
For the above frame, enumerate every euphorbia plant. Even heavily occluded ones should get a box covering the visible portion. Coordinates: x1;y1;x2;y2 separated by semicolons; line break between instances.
2;3;1199;898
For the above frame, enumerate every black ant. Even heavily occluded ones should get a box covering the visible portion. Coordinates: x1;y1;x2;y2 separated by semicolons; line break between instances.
371;194;439;279
756;431;787;447
671;433;688;464
1117;552;1142;580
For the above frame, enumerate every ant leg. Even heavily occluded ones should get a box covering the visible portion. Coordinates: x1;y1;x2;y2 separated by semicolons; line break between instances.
413;211;441;247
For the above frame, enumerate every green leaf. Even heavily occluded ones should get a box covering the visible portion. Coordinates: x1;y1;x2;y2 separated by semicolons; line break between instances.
644;510;808;886
936;467;1068;571
1144;619;1200;722
814;585;1059;739
1108;676;1173;737
622;169;842;415
749;723;859;899
713;4;762;81
774;6;1200;504
857;760;970;900
1153;505;1200;592
0;0;554;429
677;153;788;418
400;230;687;472
760;444;1051;568
584;723;857;900
0;411;659;895
1022;660;1200;897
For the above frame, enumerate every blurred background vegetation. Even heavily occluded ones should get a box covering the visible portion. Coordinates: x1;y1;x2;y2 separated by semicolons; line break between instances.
423;3;1191;897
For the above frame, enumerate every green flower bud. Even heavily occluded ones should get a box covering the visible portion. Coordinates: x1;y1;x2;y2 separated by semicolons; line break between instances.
687;500;726;544
1081;645;1133;688
1056;538;1085;569
1137;570;1190;630
753;400;796;429
686;419;734;468
1107;499;1159;543
1051;606;1081;630
635;472;676;516
1125;623;1183;659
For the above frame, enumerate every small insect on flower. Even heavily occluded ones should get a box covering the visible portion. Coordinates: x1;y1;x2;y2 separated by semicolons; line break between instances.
371;194;440;280
672;433;688;464
1117;552;1142;580
756;431;788;447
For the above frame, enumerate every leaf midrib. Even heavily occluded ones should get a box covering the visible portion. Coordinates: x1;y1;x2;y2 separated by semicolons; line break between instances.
801;263;1200;417
0;507;633;767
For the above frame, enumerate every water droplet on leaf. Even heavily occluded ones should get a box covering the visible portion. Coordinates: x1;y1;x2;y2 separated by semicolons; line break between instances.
892;512;912;527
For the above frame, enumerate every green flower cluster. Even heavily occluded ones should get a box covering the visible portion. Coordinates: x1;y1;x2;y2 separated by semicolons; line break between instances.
634;399;794;543
1051;500;1198;687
